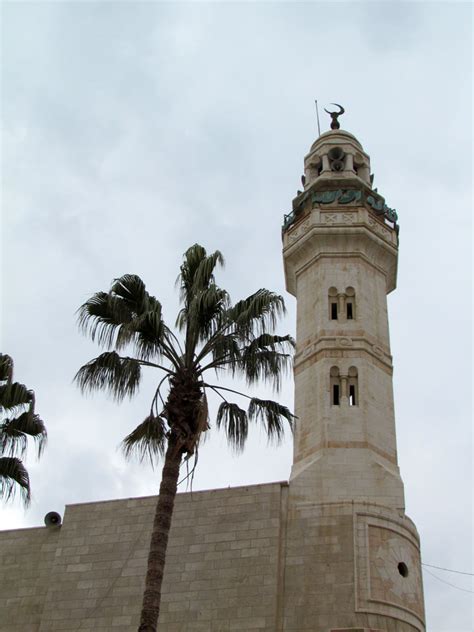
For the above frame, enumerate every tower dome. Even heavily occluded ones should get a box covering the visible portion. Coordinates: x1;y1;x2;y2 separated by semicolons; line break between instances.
304;128;372;188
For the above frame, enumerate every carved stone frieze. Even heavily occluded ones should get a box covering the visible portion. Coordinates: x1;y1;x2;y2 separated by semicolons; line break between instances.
321;211;358;225
286;218;311;244
367;216;391;240
294;336;393;372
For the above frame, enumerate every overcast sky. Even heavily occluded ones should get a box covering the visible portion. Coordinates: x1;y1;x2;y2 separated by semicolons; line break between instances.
1;2;472;630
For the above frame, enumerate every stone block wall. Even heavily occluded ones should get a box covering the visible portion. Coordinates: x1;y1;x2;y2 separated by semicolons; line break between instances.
283;499;424;632
0;486;424;631
0;524;60;631
0;482;285;631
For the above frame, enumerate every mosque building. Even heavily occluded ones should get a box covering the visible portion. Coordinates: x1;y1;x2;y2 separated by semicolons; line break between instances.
0;110;425;631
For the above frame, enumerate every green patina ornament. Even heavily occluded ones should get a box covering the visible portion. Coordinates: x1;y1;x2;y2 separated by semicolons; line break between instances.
385;207;398;222
338;189;362;204
283;188;398;232
366;194;384;213
312;190;342;204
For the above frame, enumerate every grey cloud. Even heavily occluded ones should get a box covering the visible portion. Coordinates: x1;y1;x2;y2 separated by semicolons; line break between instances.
2;3;472;630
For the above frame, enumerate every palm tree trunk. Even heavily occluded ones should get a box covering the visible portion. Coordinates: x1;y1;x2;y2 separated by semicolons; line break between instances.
138;435;182;632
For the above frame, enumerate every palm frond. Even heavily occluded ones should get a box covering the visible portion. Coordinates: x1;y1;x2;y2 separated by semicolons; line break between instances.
0;456;30;505
193;251;225;293
216;402;248;452
239;348;292;391
208;333;242;370
77;291;134;348
177;244;207;304
0;382;31;413
110;274;150;315
186;285;230;342
245;333;295;353
129;302;166;360
74;352;141;401
227;289;286;339
177;245;224;308
78;280;170;362
1;412;47;458
248;398;294;444
0;354;13;383
122;414;167;464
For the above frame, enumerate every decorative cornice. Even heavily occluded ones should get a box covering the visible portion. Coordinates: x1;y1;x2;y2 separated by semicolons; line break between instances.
296;440;398;466
282;212;399;295
283;187;398;233
294;336;393;374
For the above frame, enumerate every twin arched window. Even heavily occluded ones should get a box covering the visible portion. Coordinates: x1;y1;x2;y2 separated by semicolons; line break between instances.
328;287;356;321
330;366;358;406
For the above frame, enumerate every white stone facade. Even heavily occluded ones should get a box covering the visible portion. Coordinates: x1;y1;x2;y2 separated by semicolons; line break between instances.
283;129;425;631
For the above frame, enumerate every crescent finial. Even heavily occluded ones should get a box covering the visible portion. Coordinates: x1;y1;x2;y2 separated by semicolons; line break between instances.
324;103;345;130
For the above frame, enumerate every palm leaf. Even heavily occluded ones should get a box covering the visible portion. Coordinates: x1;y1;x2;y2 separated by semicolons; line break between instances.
216;402;248;452
177;244;207;304
1;412;47;458
177;245;224;309
130;303;166;360
248;398;294;444
0;456;30;505
110;274;150;315
192;251;225;293
74;352;141;401
244;333;295;353
209;333;242;370
122;414;167;463
239;348;292;391
0;354;13;383
0;382;31;413
186;285;229;342
77;291;134;348
227;289;286;339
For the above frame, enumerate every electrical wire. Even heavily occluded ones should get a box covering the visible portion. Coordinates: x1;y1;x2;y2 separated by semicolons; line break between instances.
423;567;474;594
422;562;473;577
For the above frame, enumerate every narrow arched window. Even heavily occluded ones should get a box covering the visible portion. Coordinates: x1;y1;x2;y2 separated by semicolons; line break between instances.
346;287;356;320
328;287;338;320
330;366;341;406
348;366;358;406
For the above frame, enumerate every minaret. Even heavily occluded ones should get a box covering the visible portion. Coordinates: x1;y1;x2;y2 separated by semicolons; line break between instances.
282;108;426;631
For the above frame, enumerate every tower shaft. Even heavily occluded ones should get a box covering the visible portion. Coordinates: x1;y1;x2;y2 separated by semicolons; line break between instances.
282;128;425;631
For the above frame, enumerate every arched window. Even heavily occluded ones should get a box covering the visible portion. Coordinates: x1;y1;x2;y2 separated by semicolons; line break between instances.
328;287;356;322
330;366;341;406
348;366;358;406
328;287;338;320
345;286;356;320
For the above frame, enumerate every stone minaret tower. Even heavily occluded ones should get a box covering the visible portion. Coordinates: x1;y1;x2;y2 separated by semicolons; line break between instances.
282;116;426;631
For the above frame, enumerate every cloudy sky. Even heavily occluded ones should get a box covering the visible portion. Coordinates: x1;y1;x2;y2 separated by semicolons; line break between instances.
1;1;472;629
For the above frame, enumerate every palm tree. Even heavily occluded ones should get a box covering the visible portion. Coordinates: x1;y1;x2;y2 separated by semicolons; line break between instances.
0;353;47;505
75;244;295;632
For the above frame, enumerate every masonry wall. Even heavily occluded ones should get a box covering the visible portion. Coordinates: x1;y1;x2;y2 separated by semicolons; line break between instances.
0;524;60;631
283;499;425;632
0;482;285;632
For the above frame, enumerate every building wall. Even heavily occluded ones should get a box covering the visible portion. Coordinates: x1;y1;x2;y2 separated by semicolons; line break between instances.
0;523;60;631
0;482;285;632
283;498;424;632
0;483;424;632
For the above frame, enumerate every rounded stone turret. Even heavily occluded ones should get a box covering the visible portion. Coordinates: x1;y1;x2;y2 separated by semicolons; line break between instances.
303;129;372;189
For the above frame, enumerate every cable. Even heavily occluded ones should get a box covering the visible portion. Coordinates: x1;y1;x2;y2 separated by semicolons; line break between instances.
422;562;474;577
423;567;474;594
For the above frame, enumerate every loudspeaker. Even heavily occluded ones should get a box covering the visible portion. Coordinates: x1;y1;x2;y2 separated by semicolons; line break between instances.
44;511;62;527
328;146;345;161
331;160;345;172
